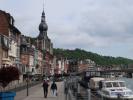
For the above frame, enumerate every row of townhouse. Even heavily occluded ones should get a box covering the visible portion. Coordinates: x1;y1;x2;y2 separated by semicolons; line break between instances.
0;10;54;81
78;59;96;73
66;59;96;73
20;37;43;79
54;58;69;75
54;58;96;75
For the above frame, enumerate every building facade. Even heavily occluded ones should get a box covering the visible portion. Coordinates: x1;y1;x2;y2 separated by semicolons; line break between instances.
78;59;96;73
0;10;21;68
0;7;54;80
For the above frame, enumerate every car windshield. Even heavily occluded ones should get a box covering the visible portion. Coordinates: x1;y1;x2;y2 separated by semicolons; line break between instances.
119;82;125;87
106;82;112;88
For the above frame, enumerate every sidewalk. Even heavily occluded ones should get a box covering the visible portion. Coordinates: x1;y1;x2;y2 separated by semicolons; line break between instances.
15;82;66;100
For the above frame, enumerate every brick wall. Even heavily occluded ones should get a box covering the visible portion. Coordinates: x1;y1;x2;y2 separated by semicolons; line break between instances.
0;10;9;36
20;54;29;65
0;47;2;67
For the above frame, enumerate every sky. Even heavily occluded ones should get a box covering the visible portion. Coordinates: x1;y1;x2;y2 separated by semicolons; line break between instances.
0;0;133;59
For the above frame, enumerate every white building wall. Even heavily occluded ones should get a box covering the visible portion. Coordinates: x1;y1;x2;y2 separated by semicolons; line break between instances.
58;60;61;74
29;55;34;74
51;56;56;75
57;59;65;74
9;40;17;65
9;41;17;57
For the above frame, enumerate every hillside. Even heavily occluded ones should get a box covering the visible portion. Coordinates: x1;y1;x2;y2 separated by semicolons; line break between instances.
53;48;133;66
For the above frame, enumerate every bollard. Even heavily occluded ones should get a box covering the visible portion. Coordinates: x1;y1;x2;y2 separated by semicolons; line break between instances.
77;83;80;94
101;95;104;100
87;89;91;100
26;79;29;96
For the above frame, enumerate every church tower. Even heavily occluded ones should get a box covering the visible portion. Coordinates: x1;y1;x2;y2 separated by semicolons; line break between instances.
37;7;48;51
38;10;48;39
36;1;53;76
37;2;53;55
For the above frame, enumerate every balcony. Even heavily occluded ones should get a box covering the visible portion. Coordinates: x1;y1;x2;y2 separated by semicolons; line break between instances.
2;58;12;65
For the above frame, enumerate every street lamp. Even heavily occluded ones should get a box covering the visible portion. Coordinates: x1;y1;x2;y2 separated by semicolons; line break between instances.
26;65;30;96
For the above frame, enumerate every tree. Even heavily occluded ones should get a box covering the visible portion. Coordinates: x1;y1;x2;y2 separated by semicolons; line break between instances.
53;48;133;66
0;66;20;88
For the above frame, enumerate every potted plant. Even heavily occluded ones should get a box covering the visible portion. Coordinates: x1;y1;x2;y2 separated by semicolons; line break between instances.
0;66;20;100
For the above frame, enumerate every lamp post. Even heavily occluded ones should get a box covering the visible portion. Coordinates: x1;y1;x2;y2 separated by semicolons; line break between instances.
42;49;46;80
26;66;30;96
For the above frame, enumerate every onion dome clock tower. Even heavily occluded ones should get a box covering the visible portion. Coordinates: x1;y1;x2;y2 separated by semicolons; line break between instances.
38;10;48;39
37;7;48;50
36;1;53;77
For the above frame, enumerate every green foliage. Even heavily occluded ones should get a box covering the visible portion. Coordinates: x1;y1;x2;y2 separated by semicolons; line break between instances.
53;48;133;66
30;37;36;45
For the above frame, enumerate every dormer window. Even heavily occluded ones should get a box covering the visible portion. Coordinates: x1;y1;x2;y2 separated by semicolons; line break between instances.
1;35;9;49
10;17;14;26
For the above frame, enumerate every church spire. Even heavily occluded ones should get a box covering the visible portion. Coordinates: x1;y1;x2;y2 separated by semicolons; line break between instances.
41;0;45;21
39;0;48;30
43;0;44;12
42;0;45;17
38;0;48;39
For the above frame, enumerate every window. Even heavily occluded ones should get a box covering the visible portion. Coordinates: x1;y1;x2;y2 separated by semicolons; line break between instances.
0;35;1;46
103;90;110;95
32;68;34;72
4;37;8;47
106;82;112;88
119;82;125;87
112;82;119;87
3;50;8;58
1;36;9;48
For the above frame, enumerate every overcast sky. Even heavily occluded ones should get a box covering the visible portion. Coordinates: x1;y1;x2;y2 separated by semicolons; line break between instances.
1;0;133;59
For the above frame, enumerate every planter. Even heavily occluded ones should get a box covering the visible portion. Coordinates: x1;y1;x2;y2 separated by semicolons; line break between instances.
0;92;16;100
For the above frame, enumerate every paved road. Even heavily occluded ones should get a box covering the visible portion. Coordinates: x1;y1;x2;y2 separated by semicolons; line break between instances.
15;82;66;100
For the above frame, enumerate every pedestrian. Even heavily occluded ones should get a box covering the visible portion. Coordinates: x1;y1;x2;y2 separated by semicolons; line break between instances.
42;79;49;98
50;81;57;97
64;79;68;94
64;79;68;100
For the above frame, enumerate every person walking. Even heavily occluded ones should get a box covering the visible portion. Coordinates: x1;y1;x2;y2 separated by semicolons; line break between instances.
64;79;68;100
42;79;49;98
50;81;57;97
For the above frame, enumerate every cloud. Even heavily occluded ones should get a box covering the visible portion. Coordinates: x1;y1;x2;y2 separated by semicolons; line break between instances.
61;0;133;48
1;0;133;59
49;0;133;48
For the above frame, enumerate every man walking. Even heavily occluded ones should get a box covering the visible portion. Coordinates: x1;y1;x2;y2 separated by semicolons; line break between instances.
42;79;49;98
50;81;57;96
64;79;68;100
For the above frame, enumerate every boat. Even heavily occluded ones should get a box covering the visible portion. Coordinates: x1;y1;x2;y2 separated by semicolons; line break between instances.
89;77;105;91
97;79;133;100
